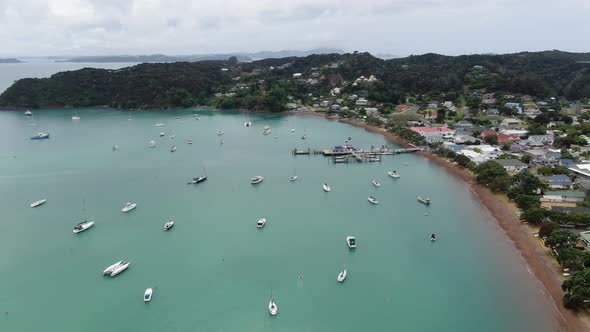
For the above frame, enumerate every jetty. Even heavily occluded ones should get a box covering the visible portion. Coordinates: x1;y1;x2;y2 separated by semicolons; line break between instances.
292;144;421;163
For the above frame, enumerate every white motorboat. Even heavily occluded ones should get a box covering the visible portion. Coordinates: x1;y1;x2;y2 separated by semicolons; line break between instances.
30;198;47;208
257;218;266;228
30;132;50;140
301;134;306;140
103;261;123;275
251;176;264;184
110;261;131;277
217;131;224;136
291;129;295;132
121;202;137;213
263;128;271;135
73;220;95;234
188;137;192;144
170;145;177;152
430;233;437;241
368;196;379;205
144;288;153;302
24;110;33;116
346;236;357;249
189;175;207;184
169;134;176;139
323;183;331;192
372;180;381;187
268;290;278;316
155;123;165;127
163;220;174;231
159;132;166;137
112;145;118;151
72;115;80;120
245;121;252;127
418;196;431;205
289;175;299;182
149;140;156;148
387;170;400;178
337;269;347;282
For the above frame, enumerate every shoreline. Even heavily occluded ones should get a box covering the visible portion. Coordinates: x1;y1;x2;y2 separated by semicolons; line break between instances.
337;118;588;332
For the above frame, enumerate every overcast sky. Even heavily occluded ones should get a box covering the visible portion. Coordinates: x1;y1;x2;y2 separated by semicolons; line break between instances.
0;0;589;57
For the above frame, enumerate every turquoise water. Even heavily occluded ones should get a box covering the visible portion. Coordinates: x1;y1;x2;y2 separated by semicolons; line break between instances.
0;108;560;331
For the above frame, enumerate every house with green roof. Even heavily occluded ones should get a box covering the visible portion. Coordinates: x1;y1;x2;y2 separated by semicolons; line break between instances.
542;191;587;203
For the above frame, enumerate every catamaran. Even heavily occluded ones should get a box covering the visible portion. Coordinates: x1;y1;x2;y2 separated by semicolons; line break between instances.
121;202;137;213
103;261;123;275
337;269;347;282
251;176;264;184
110;261;131;277
30;199;47;208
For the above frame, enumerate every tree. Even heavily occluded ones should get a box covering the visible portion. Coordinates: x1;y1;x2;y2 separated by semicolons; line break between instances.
557;248;590;271
515;195;541;210
521;208;549;225
489;175;512;192
521;154;532;164
511;171;542;195
546;229;580;249
539;222;557;238
453;154;471;168
475;161;507;185
484;134;499;145
562;268;590;310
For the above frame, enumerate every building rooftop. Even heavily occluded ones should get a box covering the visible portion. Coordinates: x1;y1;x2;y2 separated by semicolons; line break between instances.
545;191;587;198
494;159;526;167
410;127;454;133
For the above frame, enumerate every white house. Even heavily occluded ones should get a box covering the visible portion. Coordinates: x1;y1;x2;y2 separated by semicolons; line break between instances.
293;73;303;78
494;159;528;172
356;98;369;106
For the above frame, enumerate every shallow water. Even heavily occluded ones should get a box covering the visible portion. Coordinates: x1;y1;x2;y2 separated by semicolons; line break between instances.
0;108;559;331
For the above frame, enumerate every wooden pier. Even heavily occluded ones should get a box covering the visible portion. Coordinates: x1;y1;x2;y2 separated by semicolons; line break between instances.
292;144;421;163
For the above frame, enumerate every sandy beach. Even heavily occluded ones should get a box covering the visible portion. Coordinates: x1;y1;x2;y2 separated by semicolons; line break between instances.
336;118;589;332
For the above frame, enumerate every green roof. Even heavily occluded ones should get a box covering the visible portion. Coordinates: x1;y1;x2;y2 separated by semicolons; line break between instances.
581;231;590;243
545;191;587;198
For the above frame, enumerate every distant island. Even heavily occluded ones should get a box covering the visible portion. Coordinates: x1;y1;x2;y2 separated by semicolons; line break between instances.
0;58;22;63
1;50;589;110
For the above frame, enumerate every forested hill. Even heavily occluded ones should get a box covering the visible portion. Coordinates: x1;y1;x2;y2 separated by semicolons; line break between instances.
1;50;589;110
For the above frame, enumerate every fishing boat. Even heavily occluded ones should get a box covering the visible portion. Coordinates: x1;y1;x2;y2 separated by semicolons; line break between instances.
163;220;174;231
159;132;165;137
30;132;49;140
144;288;153;302
149;140;156;148
268;290;278;316
170;146;177;152
73;220;95;234
372;180;381;187
121;202;137;213
30;199;47;208
430;233;437;241
257;218;266;228
188;137;192;144
289;175;299;182
24;110;33;116
387;170;400;178
251;176;264;184
155;123;165;127
103;261;123;275
368;196;379;205
417;196;431;205
110;261;131;277
337;269;347;282
323;183;331;192
346;236;356;249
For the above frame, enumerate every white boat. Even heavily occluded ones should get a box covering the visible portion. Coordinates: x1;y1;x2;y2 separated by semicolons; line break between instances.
430;233;437;241
368;196;379;205
289;175;298;182
144;288;153;302
155;123;165;127
301;134;306;140
103;261;123;275
251;176;264;184
188;137;192;144
30;198;47;208
112;145;118;151
170;134;176;139
121;202;137;213
346;236;356;249
170;146;177;152
159;132;166;137
291;129;295;132
257;218;266;228
149;140;156;148
337;269;347;282
418;196;431;205
323;183;331;192
387;170;400;178
24;110;33;116
268;290;278;316
73;220;95;234
217;131;224;136
245;121;252;127
110;261;131;277
163;220;174;231
263;128;271;135
72;115;80;120
372;180;381;187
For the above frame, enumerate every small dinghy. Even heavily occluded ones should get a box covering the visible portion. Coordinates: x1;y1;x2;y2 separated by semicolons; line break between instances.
337;269;347;282
30;198;47;208
121;202;137;213
163;220;174;231
289;175;299;182
170;145;177;152
159;132;165;137
346;236;357;249
257;218;266;228
323;183;331;192
387;170;400;178
144;288;153;302
103;261;123;275
368;196;379;205
149;140;156;148
73;220;95;234
372;180;381;187
251;176;264;184
110;261;131;277
268;290;278;316
418;196;431;205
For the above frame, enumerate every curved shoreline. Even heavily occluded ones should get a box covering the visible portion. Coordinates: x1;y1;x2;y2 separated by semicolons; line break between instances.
334;117;588;332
